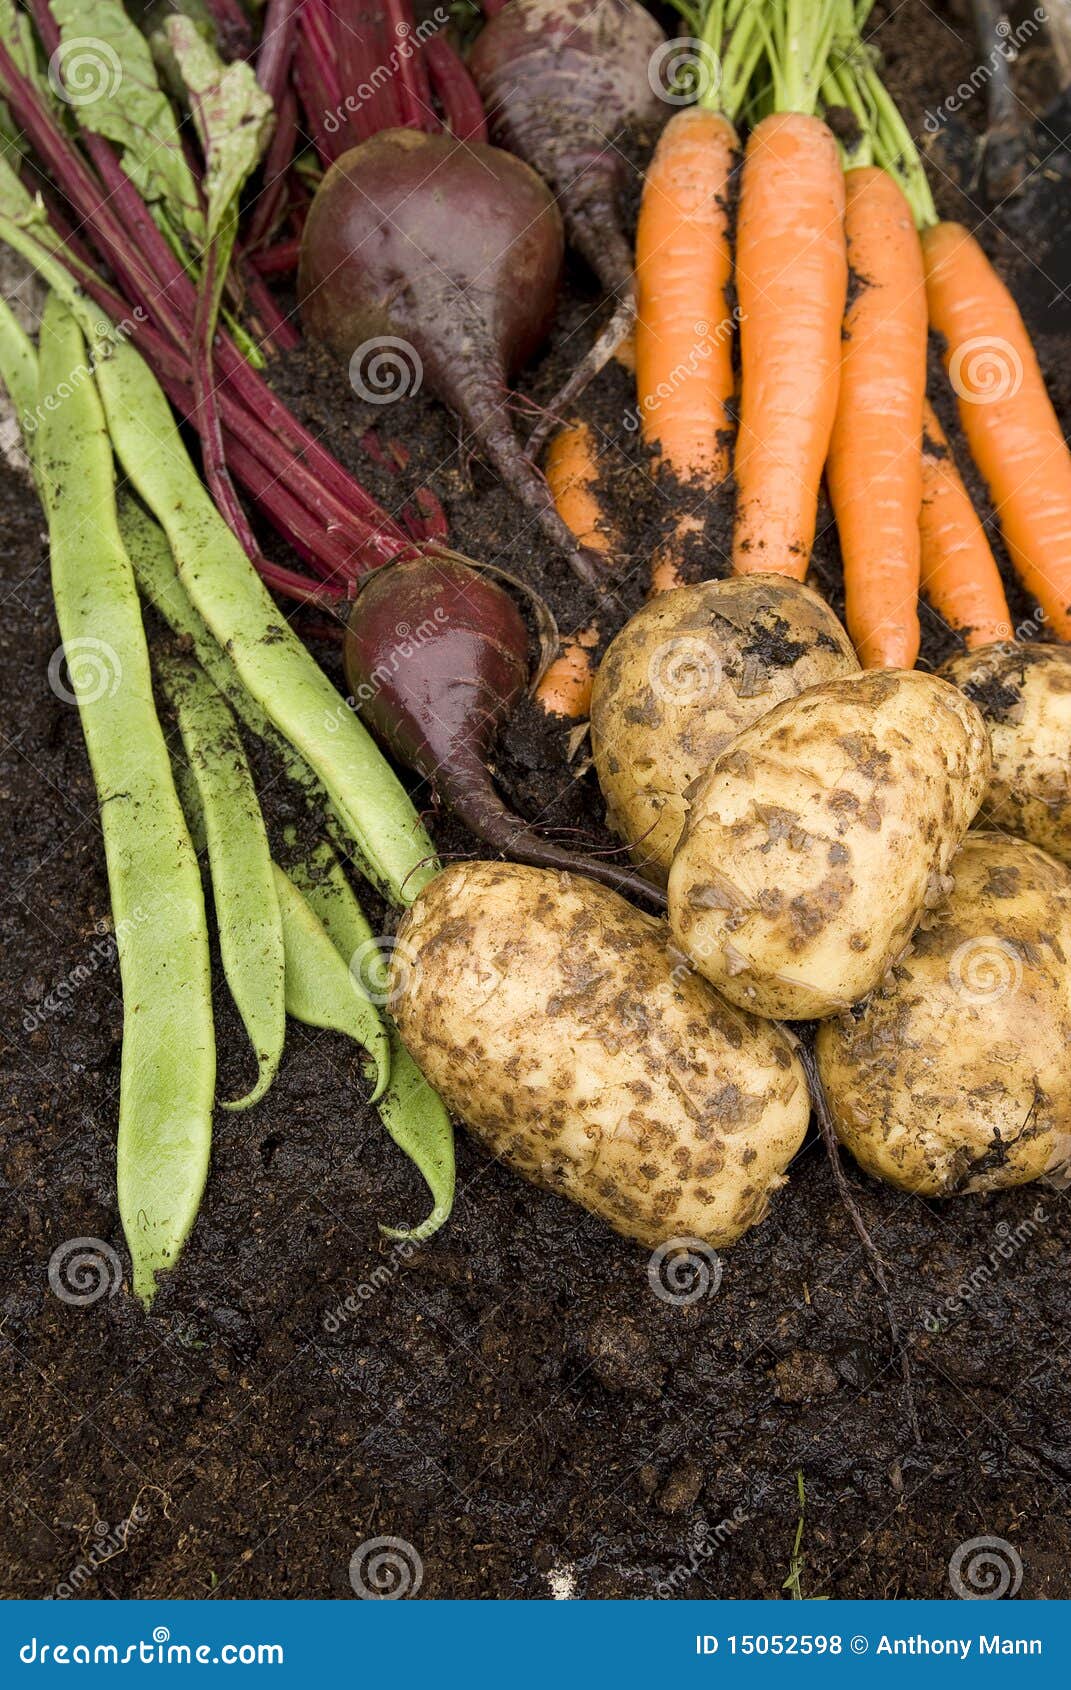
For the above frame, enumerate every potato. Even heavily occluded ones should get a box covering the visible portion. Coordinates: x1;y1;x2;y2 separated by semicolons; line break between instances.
940;641;1071;866
389;861;810;1248
590;577;858;883
667;670;991;1020
816;832;1071;1195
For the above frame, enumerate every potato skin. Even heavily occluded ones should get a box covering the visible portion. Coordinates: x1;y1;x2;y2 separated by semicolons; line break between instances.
667;670;991;1019
816;832;1071;1195
940;641;1071;866
590;577;858;883
389;861;810;1248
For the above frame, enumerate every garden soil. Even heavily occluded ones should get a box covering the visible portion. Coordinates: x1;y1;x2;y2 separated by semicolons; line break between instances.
2;1;1070;1600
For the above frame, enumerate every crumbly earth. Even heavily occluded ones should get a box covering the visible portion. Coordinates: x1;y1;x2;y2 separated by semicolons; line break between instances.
2;1;1071;1602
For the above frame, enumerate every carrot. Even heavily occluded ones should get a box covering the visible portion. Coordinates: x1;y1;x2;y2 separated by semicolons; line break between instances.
635;106;737;489
633;4;764;593
537;420;614;718
826;166;927;668
923;220;1071;639
919;399;1012;649
543;420;615;557
731;0;847;578
535;623;600;719
840;25;1071;640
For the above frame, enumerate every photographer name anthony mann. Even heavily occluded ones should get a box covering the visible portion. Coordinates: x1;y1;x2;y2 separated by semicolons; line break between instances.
876;1636;1042;1658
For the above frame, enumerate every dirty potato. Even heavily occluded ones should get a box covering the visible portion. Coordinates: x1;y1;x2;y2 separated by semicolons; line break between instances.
816;832;1071;1194
667;670;991;1019
590;577;859;883
389;861;810;1248
941;641;1071;866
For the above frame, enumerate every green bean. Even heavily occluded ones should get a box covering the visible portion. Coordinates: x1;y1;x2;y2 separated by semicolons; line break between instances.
0;295;41;487
94;357;435;904
118;496;365;875
158;653;285;1112
0;217;437;904
36;293;215;1308
288;844;455;1242
272;865;390;1101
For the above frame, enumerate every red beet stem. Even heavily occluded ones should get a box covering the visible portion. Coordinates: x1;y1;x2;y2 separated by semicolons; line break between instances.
236;252;302;351
256;0;299;101
293;28;344;163
383;0;437;131
202;0;256;60
249;235;302;275
424;36;489;142
246;87;299;249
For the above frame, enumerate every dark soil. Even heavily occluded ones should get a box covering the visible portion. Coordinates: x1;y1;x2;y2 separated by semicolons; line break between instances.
3;1;1071;1602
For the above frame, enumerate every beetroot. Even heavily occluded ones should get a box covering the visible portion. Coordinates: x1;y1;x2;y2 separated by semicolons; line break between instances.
299;128;603;585
344;555;666;908
469;0;666;304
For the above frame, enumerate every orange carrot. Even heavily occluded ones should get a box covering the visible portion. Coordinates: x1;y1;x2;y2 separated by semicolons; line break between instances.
543;420;615;556
537;420;614;717
631;3;768;595
732;111;848;578
919;399;1012;649
634;106;737;595
826;166;926;668
535;623;600;719
635;106;737;486
923;221;1071;639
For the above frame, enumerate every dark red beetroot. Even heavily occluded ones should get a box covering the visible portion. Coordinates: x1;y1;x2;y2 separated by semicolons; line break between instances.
469;0;666;305
344;555;666;908
299;129;603;585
